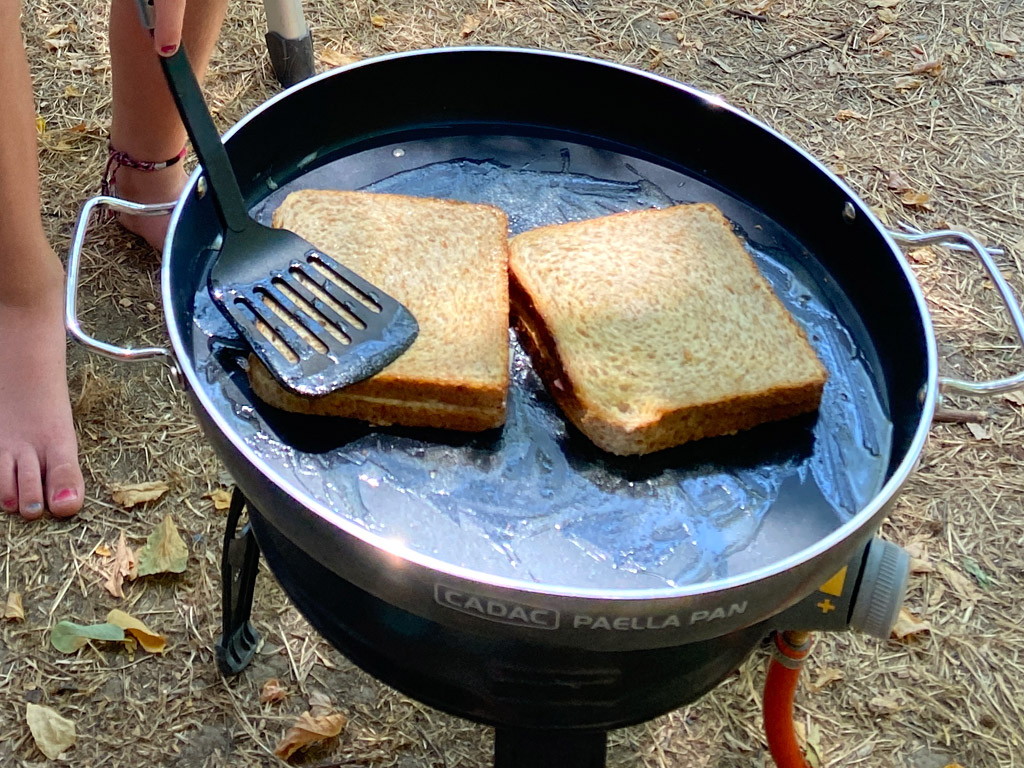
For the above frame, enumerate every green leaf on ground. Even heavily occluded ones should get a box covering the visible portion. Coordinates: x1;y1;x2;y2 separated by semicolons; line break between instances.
962;557;993;589
50;621;126;653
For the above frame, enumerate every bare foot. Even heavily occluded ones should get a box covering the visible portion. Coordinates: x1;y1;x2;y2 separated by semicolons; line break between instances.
110;162;189;253
0;245;85;520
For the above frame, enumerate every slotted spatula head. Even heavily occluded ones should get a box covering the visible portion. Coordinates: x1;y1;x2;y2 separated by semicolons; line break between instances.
135;0;418;397
209;224;418;396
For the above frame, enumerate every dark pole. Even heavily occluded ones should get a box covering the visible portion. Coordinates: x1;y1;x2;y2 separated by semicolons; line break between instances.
494;728;608;768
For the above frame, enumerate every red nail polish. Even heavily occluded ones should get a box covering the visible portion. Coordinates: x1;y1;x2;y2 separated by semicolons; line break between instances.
52;488;78;503
2;498;17;511
161;44;178;55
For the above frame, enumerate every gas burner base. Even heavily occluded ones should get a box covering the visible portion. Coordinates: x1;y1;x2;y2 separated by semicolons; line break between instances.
216;490;775;767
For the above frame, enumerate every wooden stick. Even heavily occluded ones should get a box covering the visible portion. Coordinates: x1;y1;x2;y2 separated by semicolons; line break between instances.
983;75;1024;86
772;28;849;64
933;407;989;424
726;8;768;22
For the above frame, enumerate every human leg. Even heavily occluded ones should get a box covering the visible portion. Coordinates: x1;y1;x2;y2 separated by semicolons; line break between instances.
108;0;230;251
0;3;85;520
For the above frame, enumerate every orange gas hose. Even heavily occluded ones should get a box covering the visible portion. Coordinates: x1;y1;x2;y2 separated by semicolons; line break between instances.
763;631;814;768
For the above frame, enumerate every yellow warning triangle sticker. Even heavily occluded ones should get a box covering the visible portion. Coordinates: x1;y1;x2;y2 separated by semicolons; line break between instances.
819;566;848;597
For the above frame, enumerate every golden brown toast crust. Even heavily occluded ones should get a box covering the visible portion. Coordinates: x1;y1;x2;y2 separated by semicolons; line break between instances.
248;356;505;431
508;203;828;455
248;190;510;431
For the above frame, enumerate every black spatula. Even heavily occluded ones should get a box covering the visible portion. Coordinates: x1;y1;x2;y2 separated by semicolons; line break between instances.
137;1;418;396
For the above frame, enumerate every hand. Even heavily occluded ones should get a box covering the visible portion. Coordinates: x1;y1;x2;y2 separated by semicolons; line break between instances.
153;0;186;56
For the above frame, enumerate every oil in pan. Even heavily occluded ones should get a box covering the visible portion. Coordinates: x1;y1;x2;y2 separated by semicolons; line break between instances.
192;134;893;591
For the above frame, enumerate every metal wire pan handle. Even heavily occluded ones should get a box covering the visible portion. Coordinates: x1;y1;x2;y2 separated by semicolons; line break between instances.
890;228;1024;396
65;195;183;382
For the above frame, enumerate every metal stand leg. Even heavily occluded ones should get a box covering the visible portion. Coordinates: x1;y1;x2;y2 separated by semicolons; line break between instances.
263;0;315;87
494;729;607;768
215;488;262;676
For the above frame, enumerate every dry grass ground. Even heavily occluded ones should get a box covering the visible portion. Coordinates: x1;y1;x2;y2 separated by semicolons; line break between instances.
2;0;1023;766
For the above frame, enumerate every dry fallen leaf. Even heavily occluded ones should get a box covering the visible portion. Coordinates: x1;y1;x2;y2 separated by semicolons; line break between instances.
658;9;679;21
886;170;911;192
906;247;935;264
136;515;189;576
460;14;481;37
106;609;167;654
273;711;348;760
867;26;891;44
894;75;924;90
827;59;846;76
987;41;1017;58
835;108;867;121
910;556;935;574
866;0;899;7
911;59;942;76
805;721;824;768
26;704;76;760
877;8;898;22
808;667;844;692
318;50;361;68
791;720;823;767
966;422;990;440
744;0;776;14
261;679;288;704
900;190;931;208
1004;390;1024;407
308;691;334;717
869;205;891;225
370;15;386;28
891;607;931;639
111;480;169;508
94;543;111;557
4;592;24;622
939;563;982;603
1004;30;1022;44
104;531;137;599
868;694;903;713
204;488;233;511
904;541;935;572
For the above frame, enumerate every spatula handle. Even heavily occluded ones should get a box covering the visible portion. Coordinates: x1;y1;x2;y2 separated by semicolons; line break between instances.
157;47;251;234
135;0;249;233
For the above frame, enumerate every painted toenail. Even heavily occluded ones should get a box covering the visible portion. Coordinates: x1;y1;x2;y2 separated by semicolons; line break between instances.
25;502;44;514
53;488;78;503
161;44;178;55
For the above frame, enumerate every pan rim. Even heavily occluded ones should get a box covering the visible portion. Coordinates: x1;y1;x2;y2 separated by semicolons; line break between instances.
162;46;939;602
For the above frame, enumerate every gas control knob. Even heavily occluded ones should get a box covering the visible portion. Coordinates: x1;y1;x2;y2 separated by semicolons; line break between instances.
848;538;911;639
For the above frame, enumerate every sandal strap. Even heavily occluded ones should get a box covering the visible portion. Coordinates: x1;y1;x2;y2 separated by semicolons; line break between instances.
101;141;188;197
